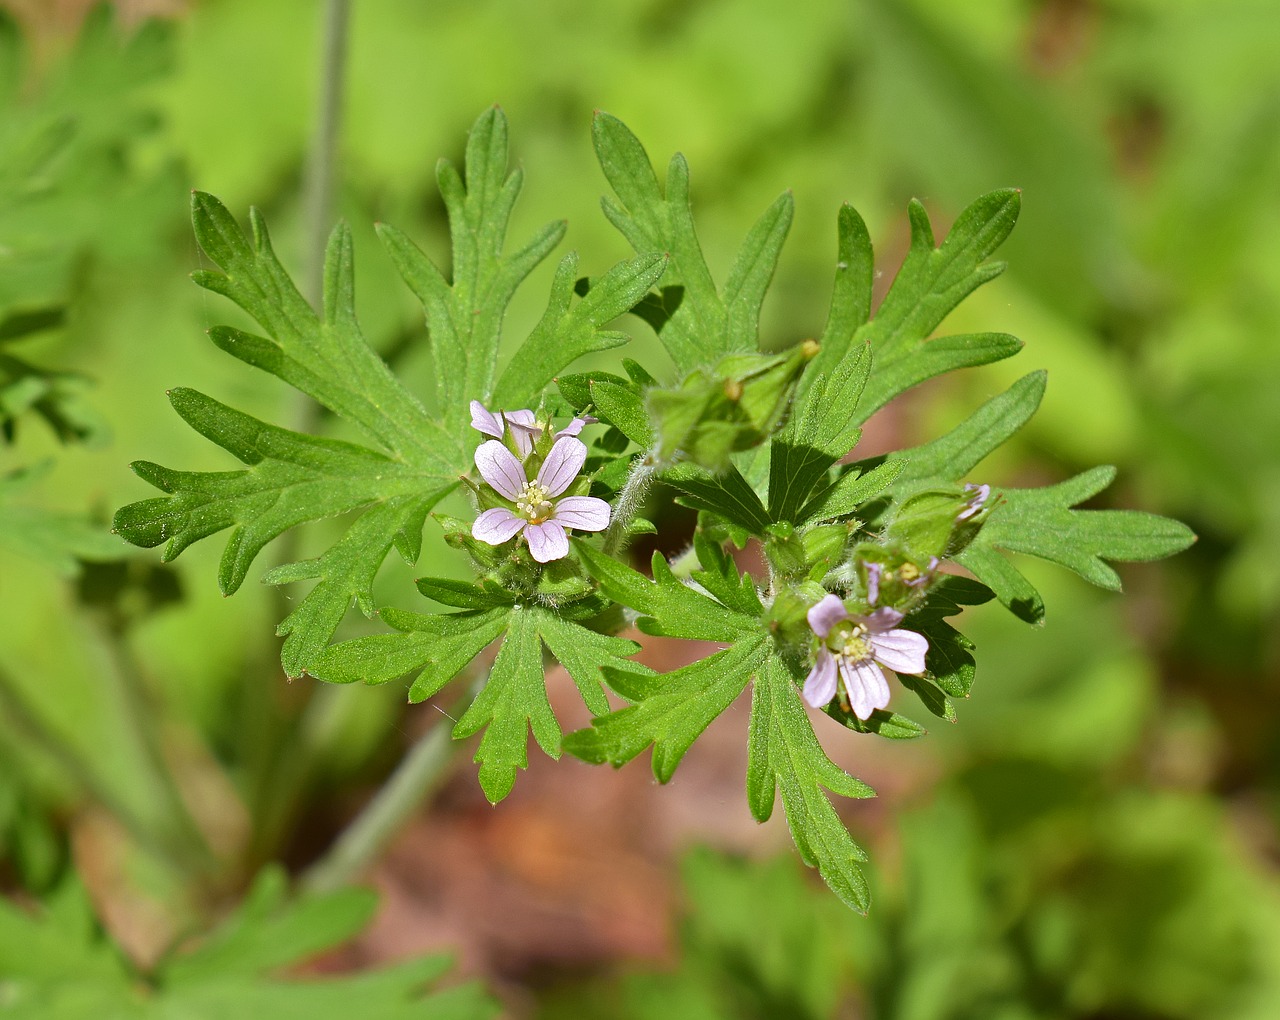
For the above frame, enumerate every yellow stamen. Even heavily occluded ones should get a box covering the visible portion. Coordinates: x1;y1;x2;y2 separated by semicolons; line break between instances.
516;481;554;523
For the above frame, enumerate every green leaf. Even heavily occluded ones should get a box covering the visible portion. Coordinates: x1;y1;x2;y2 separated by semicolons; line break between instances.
379;106;564;438
307;607;508;699
0;866;497;1019
817;203;875;358
116;191;475;675
164;866;375;985
826;705;931;738
591;378;653;447
190;196;440;460
798;458;905;525
959;466;1196;622
594;111;791;371
869;370;1046;499
114;388;452;590
768;341;873;522
689;530;764;618
746;656;875;912
660;461;771;535
492;250;667;407
563;636;768;782
854;190;1023;422
452;607;553;803
536;611;650;718
576;543;761;642
414;576;517;610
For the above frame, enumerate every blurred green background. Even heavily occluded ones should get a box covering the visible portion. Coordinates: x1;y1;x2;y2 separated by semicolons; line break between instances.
2;0;1278;1016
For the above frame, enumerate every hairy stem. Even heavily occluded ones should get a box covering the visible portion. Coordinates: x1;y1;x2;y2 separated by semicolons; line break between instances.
298;691;470;895
603;455;659;555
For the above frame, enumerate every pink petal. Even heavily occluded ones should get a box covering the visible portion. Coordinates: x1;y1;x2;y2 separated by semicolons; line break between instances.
863;607;904;632
503;409;539;457
840;658;890;720
536;437;587;497
475;440;527;500
871;628;928;675
865;562;882;605
552;495;610;532
469;401;504;438
525;520;569;562
472;508;525;545
803;649;838;708
558;415;598;438
807;593;848;638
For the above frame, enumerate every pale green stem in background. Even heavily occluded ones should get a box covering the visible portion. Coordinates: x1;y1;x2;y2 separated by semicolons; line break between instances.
298;686;475;895
93;618;215;868
302;0;351;314
244;0;354;858
0;665;187;867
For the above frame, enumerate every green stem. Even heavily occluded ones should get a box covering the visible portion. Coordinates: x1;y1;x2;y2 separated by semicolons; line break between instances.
603;455;658;555
298;690;468;895
242;0;353;857
0;664;185;866
92;619;215;867
302;0;351;312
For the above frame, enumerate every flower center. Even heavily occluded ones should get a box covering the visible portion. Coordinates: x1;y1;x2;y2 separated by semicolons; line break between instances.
898;562;919;583
830;622;871;663
516;481;554;523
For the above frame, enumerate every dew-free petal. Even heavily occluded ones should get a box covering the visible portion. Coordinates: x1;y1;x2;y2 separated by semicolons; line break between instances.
475;440;527;500
470;401;504;438
870;628;929;675
803;648;839;708
841;659;890;720
863;607;904;632
558;414;598;438
536;437;587;497
472;507;525;545
504;409;539;456
807;593;849;638
553;495;611;532
525;520;570;562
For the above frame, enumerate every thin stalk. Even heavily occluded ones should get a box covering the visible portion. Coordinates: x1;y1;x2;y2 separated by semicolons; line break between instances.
603;455;659;555
298;690;470;895
92;618;215;868
241;0;353;854
0;665;185;866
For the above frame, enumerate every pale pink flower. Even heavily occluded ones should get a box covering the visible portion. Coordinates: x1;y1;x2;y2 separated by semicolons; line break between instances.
471;436;610;562
803;594;928;719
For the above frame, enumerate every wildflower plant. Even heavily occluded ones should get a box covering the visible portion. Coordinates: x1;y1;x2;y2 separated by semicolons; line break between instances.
113;107;1194;911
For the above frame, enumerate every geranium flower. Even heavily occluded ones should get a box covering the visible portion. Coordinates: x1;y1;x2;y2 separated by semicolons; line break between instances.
471;436;610;562
802;594;929;718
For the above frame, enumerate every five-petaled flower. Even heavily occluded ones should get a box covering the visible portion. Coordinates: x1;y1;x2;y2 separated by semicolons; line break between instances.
471;435;610;562
803;593;929;719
